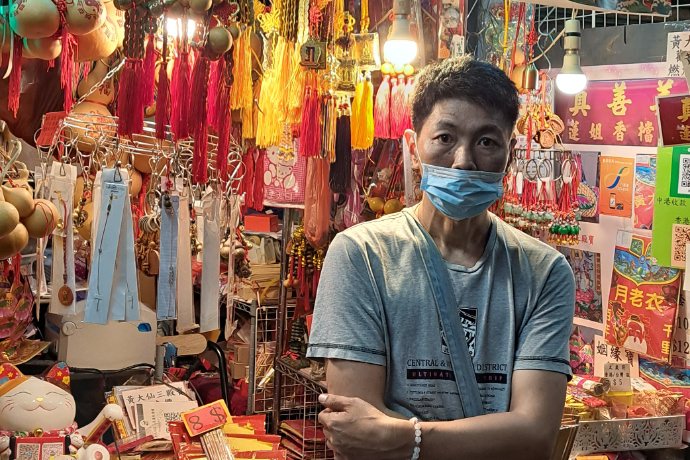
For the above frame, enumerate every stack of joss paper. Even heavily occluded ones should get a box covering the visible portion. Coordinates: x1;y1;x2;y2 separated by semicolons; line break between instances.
169;412;287;459
279;419;331;460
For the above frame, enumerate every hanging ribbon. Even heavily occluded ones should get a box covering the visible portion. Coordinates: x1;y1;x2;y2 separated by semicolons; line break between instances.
85;168;139;324
200;189;221;333
176;180;198;332
48;162;77;316
157;186;178;321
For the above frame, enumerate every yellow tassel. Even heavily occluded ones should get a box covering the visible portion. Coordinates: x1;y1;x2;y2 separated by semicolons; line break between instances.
257;37;289;147
287;45;306;125
352;73;373;150
350;74;363;147
231;28;253;112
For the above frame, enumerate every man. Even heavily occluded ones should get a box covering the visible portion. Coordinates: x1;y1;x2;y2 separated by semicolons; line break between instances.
306;57;575;460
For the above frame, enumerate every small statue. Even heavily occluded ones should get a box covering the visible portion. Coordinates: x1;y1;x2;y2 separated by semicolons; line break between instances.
0;363;124;460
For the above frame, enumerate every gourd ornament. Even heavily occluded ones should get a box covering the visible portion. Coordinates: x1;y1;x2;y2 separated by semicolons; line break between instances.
9;0;60;39
23;37;62;60
0;190;20;239
65;0;107;36
0;363;124;460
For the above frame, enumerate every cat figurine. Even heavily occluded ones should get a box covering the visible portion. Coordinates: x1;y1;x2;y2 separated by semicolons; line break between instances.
0;362;123;460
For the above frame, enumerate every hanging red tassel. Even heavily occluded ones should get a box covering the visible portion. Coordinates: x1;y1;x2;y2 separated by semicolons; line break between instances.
7;35;22;117
117;59;144;136
299;85;322;157
142;33;157;107
374;75;391;139
190;55;211;184
207;59;222;128
170;50;191;140
389;76;406;139
215;85;231;180
403;76;414;131
55;0;77;113
252;149;265;211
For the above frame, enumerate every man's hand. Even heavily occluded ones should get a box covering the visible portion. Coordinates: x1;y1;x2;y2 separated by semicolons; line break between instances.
318;394;413;460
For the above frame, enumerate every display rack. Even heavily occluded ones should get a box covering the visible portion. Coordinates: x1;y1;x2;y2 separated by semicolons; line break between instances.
276;360;333;460
569;415;685;457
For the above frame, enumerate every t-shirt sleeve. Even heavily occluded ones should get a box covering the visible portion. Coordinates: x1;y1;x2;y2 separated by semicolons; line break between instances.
514;255;575;378
306;233;387;366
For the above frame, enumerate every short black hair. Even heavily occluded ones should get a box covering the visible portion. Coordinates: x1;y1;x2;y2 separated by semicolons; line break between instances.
411;57;520;133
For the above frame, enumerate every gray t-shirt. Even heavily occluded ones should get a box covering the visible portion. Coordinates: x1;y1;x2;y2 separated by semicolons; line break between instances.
307;209;575;421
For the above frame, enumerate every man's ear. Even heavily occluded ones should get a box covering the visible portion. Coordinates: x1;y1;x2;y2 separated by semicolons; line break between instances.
404;129;421;169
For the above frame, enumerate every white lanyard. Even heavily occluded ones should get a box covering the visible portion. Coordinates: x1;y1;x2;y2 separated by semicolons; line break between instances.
200;189;220;333
157;189;178;321
224;195;241;340
176;181;198;333
85;168;139;324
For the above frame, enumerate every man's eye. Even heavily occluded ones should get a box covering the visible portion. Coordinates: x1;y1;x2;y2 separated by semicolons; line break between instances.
478;137;496;147
435;134;453;143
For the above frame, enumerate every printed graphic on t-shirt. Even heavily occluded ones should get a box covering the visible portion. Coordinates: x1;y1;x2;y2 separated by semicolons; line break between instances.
459;307;477;356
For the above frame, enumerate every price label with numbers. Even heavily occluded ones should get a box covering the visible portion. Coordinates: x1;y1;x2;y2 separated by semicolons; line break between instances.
182;400;230;437
604;363;632;392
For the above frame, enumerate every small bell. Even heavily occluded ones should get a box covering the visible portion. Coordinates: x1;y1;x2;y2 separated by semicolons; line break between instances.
522;64;538;92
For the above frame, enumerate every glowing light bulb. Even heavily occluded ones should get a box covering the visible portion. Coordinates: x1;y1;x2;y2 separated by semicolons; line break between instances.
556;73;587;95
166;18;197;39
383;39;418;67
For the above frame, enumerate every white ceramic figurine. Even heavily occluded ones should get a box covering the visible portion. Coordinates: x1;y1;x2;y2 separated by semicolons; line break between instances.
0;362;123;460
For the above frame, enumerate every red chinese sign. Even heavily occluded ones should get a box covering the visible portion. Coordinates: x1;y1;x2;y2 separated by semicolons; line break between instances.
605;233;682;362
554;79;689;146
657;94;690;146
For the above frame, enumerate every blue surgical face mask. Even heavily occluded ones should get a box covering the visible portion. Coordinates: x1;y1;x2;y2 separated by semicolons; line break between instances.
420;164;505;221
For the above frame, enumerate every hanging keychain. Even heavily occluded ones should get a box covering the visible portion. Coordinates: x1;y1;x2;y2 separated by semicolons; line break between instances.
48;159;77;315
157;176;179;321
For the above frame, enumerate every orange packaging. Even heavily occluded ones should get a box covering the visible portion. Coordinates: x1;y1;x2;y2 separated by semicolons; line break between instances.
244;214;279;233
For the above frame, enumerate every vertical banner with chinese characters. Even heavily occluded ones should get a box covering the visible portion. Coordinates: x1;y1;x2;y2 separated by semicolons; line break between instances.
605;232;681;362
577;151;601;223
651;146;690;268
599;156;635;218
666;32;690;78
633;154;657;230
554;79;688;146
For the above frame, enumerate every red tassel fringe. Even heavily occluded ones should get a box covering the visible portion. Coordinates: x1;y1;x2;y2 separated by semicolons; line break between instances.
170;50;191;140
215;82;231;181
374;75;391;139
117;59;145;136
60;28;77;114
252;149;265;211
142;34;157;107
207;59;222;128
190;56;210;184
403;76;414;131
7;36;22;117
299;86;322;157
389;76;406;139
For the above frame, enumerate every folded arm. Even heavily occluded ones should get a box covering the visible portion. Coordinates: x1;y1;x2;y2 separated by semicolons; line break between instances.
323;359;567;460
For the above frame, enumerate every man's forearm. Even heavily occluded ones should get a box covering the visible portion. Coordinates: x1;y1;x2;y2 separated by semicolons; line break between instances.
390;411;558;460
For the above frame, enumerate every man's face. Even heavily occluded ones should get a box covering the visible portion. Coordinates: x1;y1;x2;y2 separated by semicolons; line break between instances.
411;99;514;173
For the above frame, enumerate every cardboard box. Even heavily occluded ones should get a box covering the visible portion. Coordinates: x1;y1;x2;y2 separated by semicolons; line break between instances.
235;344;250;364
232;362;249;380
244;214;279;233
